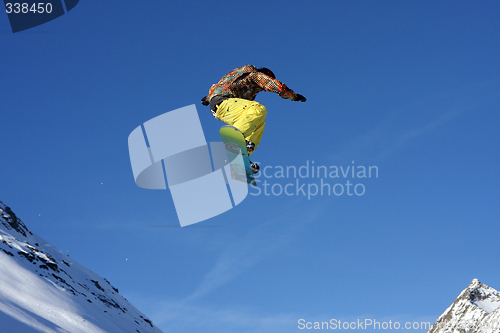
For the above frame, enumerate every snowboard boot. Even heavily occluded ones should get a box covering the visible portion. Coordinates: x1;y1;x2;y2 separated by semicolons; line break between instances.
250;161;260;174
246;141;255;154
246;141;258;173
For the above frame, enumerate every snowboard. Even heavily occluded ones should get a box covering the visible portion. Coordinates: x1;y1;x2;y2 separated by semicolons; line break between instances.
219;125;257;187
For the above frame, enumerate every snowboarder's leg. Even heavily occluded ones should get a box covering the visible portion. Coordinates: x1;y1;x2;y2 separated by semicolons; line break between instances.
216;98;267;155
243;120;265;156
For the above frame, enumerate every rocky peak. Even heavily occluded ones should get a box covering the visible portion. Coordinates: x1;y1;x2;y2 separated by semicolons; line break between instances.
428;279;500;333
0;201;31;237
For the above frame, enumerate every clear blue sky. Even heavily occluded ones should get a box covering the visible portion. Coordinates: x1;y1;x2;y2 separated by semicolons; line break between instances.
1;1;499;332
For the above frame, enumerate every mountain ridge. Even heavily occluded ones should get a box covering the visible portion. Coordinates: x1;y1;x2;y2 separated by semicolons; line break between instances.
428;278;500;333
0;200;163;333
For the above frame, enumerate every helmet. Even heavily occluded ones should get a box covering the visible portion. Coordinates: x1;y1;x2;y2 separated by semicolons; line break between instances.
257;67;276;79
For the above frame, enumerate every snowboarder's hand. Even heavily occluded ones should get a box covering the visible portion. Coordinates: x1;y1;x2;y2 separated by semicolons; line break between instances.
295;94;306;102
201;96;210;106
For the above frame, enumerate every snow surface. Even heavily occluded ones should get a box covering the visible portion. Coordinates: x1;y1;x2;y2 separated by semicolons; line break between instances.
471;287;500;314
0;201;164;333
477;306;500;333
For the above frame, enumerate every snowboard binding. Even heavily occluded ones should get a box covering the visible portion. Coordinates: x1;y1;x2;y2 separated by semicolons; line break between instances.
246;141;255;153
250;161;259;174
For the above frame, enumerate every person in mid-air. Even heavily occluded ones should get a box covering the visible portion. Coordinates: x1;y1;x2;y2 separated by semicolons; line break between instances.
201;65;306;173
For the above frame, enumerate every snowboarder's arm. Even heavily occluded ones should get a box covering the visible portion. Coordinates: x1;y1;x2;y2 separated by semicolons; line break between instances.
249;72;303;101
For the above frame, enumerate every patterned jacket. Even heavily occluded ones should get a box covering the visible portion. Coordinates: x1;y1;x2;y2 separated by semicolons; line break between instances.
206;65;298;102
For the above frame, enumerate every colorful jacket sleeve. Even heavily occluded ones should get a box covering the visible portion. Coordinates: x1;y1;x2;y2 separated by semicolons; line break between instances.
248;72;298;101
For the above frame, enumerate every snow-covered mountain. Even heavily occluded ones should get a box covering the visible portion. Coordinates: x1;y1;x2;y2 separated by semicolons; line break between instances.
428;279;500;333
0;201;163;333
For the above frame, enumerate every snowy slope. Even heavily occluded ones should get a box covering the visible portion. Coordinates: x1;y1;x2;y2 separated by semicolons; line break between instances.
476;305;500;333
0;201;163;333
428;279;500;333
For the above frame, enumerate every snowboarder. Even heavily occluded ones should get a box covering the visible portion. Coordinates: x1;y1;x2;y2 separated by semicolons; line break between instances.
201;65;306;173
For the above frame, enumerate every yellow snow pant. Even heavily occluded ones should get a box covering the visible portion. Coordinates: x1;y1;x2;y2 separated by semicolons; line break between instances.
215;98;267;155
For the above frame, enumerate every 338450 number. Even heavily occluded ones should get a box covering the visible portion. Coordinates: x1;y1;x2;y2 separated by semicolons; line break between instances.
5;3;53;14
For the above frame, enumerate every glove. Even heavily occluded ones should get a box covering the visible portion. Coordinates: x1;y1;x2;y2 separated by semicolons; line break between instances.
295;94;306;102
201;96;209;106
